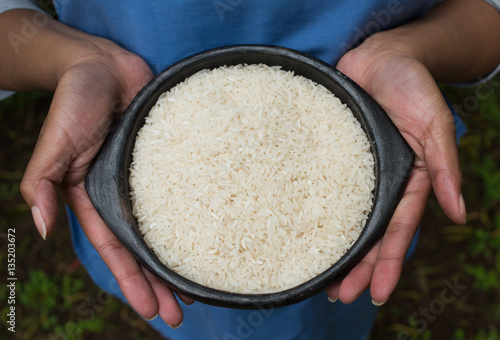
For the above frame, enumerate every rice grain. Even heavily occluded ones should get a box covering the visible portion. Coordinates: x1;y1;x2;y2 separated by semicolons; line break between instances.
130;64;375;293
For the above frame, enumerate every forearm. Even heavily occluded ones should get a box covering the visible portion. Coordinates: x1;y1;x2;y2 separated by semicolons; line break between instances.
0;9;124;91
368;0;500;82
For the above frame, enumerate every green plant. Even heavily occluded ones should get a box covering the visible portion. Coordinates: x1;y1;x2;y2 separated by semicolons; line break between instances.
474;155;500;207
454;328;500;340
4;269;114;339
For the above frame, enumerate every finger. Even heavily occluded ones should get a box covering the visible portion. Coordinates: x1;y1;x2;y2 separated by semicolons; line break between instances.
370;169;431;304
142;268;184;328
20;119;70;240
63;184;159;320
176;292;195;306
423;103;465;224
21;177;59;240
325;282;341;302
337;239;381;304
140;269;194;307
377;73;464;225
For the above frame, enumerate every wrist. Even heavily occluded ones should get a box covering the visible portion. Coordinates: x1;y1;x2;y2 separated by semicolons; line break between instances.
0;9;129;91
46;23;130;90
359;0;500;82
358;30;429;67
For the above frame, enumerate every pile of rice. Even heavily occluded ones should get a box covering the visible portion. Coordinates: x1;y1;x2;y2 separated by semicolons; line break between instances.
129;64;375;293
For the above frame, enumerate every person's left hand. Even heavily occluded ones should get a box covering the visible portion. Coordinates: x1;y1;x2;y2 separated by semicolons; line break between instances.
326;34;466;305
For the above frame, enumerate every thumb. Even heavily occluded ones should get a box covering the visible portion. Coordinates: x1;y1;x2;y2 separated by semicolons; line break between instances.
20;120;70;240
22;177;59;240
424;102;465;225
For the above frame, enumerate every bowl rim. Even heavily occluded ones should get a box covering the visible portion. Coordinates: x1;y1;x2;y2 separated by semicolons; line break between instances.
85;44;414;309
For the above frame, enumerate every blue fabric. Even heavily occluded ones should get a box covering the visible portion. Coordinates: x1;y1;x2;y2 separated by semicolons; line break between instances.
56;1;469;339
53;0;434;74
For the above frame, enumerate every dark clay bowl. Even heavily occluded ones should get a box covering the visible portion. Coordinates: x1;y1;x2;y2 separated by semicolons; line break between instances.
85;45;414;309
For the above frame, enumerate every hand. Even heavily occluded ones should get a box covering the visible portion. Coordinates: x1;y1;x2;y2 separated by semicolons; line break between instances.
326;35;466;304
20;43;192;326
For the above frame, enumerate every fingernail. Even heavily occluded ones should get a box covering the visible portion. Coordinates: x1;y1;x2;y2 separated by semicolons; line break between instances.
167;321;183;329
371;298;388;306
327;296;338;303
459;193;466;224
31;206;47;240
143;313;158;322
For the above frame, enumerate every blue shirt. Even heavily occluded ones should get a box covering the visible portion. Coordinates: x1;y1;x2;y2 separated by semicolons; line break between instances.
54;0;434;73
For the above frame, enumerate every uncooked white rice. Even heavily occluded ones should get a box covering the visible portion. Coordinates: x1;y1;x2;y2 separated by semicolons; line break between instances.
129;64;375;293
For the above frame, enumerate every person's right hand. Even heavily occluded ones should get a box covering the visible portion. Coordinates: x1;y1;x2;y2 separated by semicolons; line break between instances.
18;30;191;327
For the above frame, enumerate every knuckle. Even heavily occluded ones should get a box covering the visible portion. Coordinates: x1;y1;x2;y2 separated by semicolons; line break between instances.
377;254;404;266
97;239;143;284
386;221;415;236
429;167;450;182
19;176;33;202
356;259;375;272
97;238;125;259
